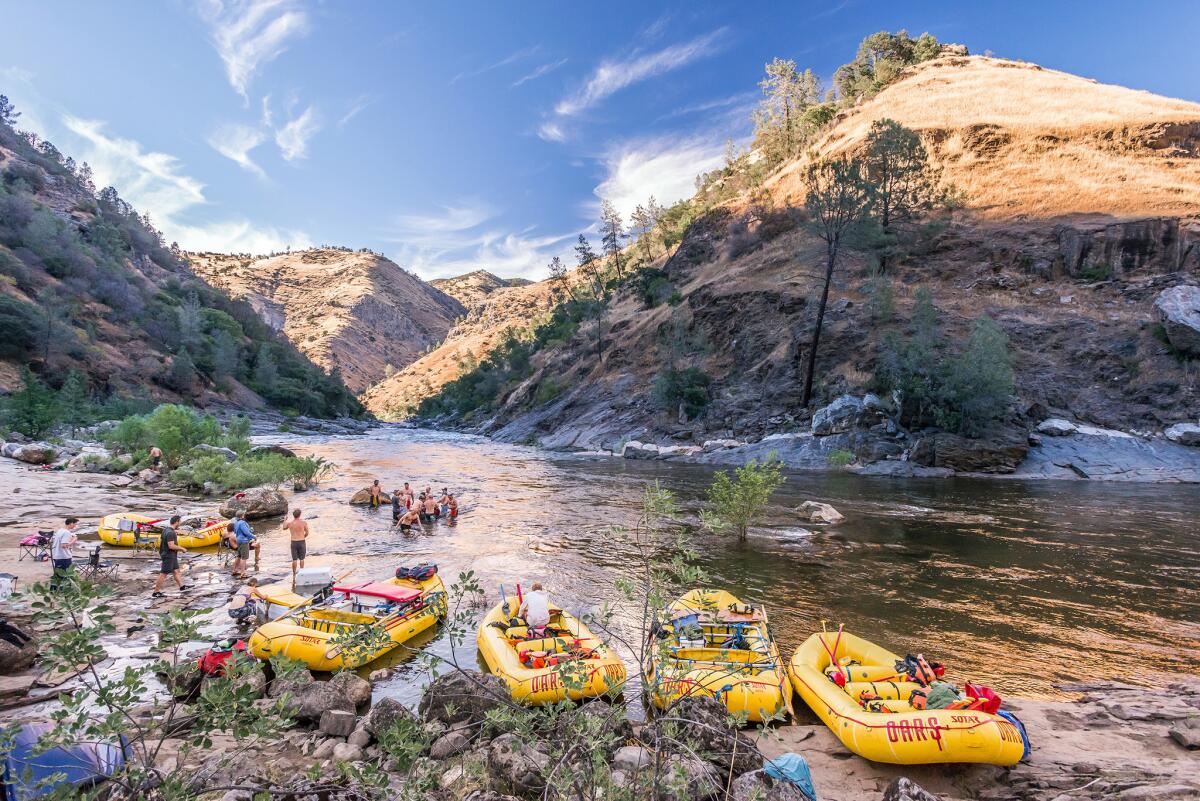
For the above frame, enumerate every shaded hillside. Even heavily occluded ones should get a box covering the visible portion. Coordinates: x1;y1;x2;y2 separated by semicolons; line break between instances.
430;270;533;310
190;249;464;393
360;280;559;416
396;54;1200;470
0;100;359;417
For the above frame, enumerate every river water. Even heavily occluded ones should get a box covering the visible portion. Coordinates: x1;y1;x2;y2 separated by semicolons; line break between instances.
222;427;1200;708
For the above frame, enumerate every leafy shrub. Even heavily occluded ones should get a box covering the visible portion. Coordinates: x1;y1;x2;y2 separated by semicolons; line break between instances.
634;268;673;308
3;367;59;437
533;376;569;405
103;404;243;467
700;456;785;541
653;367;712;419
291;455;335;487
0;294;39;359
827;448;854;467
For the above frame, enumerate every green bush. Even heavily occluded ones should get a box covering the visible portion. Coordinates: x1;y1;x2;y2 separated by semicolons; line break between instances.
653;367;712;419
171;453;311;491
827;448;854;467
103;404;249;468
3;367;59;438
533;376;569;405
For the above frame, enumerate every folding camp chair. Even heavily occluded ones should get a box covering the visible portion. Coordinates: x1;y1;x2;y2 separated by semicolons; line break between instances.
124;519;158;554
77;546;119;582
18;531;52;562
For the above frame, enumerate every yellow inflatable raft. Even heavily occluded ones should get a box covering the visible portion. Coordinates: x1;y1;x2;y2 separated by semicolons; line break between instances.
788;629;1028;765
644;589;792;723
248;573;446;671
477;598;626;705
97;513;228;549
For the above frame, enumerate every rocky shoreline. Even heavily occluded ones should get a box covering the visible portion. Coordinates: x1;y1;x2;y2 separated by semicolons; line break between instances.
432;392;1200;484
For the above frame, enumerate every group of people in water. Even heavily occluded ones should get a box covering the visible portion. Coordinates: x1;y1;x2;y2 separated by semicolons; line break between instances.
364;480;460;532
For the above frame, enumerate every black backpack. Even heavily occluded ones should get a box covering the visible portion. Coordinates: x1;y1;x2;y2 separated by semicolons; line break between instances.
395;563;438;581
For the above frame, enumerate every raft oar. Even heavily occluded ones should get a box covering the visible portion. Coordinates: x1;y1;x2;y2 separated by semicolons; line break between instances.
818;624;847;686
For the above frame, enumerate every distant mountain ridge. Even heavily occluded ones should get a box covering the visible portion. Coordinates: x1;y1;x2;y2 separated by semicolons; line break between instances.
190;249;465;393
430;270;533;309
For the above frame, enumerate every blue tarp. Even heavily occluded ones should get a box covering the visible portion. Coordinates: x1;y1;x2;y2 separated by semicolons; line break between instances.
764;752;817;801
2;723;129;801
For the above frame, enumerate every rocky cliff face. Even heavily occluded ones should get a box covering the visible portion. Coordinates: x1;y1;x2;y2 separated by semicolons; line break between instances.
190;250;465;393
397;55;1200;479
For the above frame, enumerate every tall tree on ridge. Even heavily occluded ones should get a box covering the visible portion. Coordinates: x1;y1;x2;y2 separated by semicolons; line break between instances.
631;204;654;262
799;156;875;407
547;256;577;302
599;199;626;281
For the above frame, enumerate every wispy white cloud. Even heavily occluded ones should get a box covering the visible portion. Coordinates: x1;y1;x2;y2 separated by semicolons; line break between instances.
337;94;374;128
536;121;567;143
208;122;268;178
659;90;758;121
274;104;319;161
451;46;539;85
197;0;310;100
594;134;727;220
383;201;572;280
512;58;567;88
60;114;307;253
554;28;729;117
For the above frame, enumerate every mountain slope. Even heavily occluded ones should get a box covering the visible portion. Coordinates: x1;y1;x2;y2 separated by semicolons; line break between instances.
0;110;359;416
391;54;1200;469
430;270;532;309
190;249;465;393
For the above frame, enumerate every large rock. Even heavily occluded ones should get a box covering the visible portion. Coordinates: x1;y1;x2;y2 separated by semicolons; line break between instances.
883;777;941;801
1;442;60;465
331;742;364;763
429;730;471;760
655;696;763;777
796;501;844;524
553;700;632;757
662;755;721;801
811;395;865;436
620;441;660;460
329;671;371;707
730;770;811;801
1164;423;1200;447
1036;418;1078;436
487;733;549;797
1169;717;1200;750
612;745;653;774
280;673;367;723
219;487;288;519
1154;285;1200;355
248;444;297;459
363;696;419;737
0;633;37;675
193;444;238;462
349;488;392;505
911;430;1028;474
319;709;357;738
419;670;510;726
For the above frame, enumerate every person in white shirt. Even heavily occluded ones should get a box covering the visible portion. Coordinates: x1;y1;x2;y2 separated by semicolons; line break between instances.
50;517;79;589
519;582;552;630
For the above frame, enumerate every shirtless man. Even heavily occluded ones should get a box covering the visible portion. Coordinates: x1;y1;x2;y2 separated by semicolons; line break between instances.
422;493;439;522
282;509;309;576
149;445;163;471
394;507;421;532
369;480;383;509
402;482;414;510
446;493;459;521
438;489;450;517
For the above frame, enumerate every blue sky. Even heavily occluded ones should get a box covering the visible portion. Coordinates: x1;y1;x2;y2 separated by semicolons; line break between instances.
4;1;1199;280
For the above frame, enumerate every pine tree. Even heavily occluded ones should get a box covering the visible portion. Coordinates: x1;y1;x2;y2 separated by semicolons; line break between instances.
799;156;875;406
58;369;91;434
547;256;576;302
210;330;239;379
574;234;603;299
253;344;278;389
167;348;197;394
599;199;626;281
863;118;939;270
5;367;59;438
631;204;654;262
0;95;19;126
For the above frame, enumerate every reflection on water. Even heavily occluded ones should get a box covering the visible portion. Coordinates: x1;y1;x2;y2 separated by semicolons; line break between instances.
213;427;1200;708
22;427;1192;709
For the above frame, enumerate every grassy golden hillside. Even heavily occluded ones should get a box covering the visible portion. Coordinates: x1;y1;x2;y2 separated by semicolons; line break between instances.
774;55;1200;220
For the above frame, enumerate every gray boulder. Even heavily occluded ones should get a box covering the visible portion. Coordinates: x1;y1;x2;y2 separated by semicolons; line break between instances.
797;501;844;524
487;733;549;797
349;487;392;505
290;680;356;723
811;395;865;436
612;745;653;774
883;777;941;801
2;442;60;465
0;632;37;675
419;669;510;726
662;755;721;801
193;444;238;462
1037;418;1078;436
329;671;371;707
620;441;660;460
331;742;364;763
364;696;419;737
1169;717;1200;750
429;730;472;760
653;696;763;777
219;487;288;519
1164;422;1200;447
730;770;811;801
1154;285;1200;355
319;709;357;738
911;430;1028;474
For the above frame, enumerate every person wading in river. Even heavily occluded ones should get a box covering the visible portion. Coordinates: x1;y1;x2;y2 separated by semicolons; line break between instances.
369;480;383;509
447;493;458;521
438;488;450;517
152;515;188;597
391;489;403;524
422;493;439;523
282;509;309;576
394;506;421;533
402;482;414;510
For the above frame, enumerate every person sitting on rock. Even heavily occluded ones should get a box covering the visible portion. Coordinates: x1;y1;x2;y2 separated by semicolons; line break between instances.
519;582;552;633
229;577;263;625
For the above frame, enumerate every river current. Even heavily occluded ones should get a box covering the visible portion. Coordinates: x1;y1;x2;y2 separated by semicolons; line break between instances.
224;427;1200;708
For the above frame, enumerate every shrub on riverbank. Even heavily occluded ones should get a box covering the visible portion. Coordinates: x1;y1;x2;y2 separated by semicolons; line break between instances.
104;404;249;468
169;452;307;492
